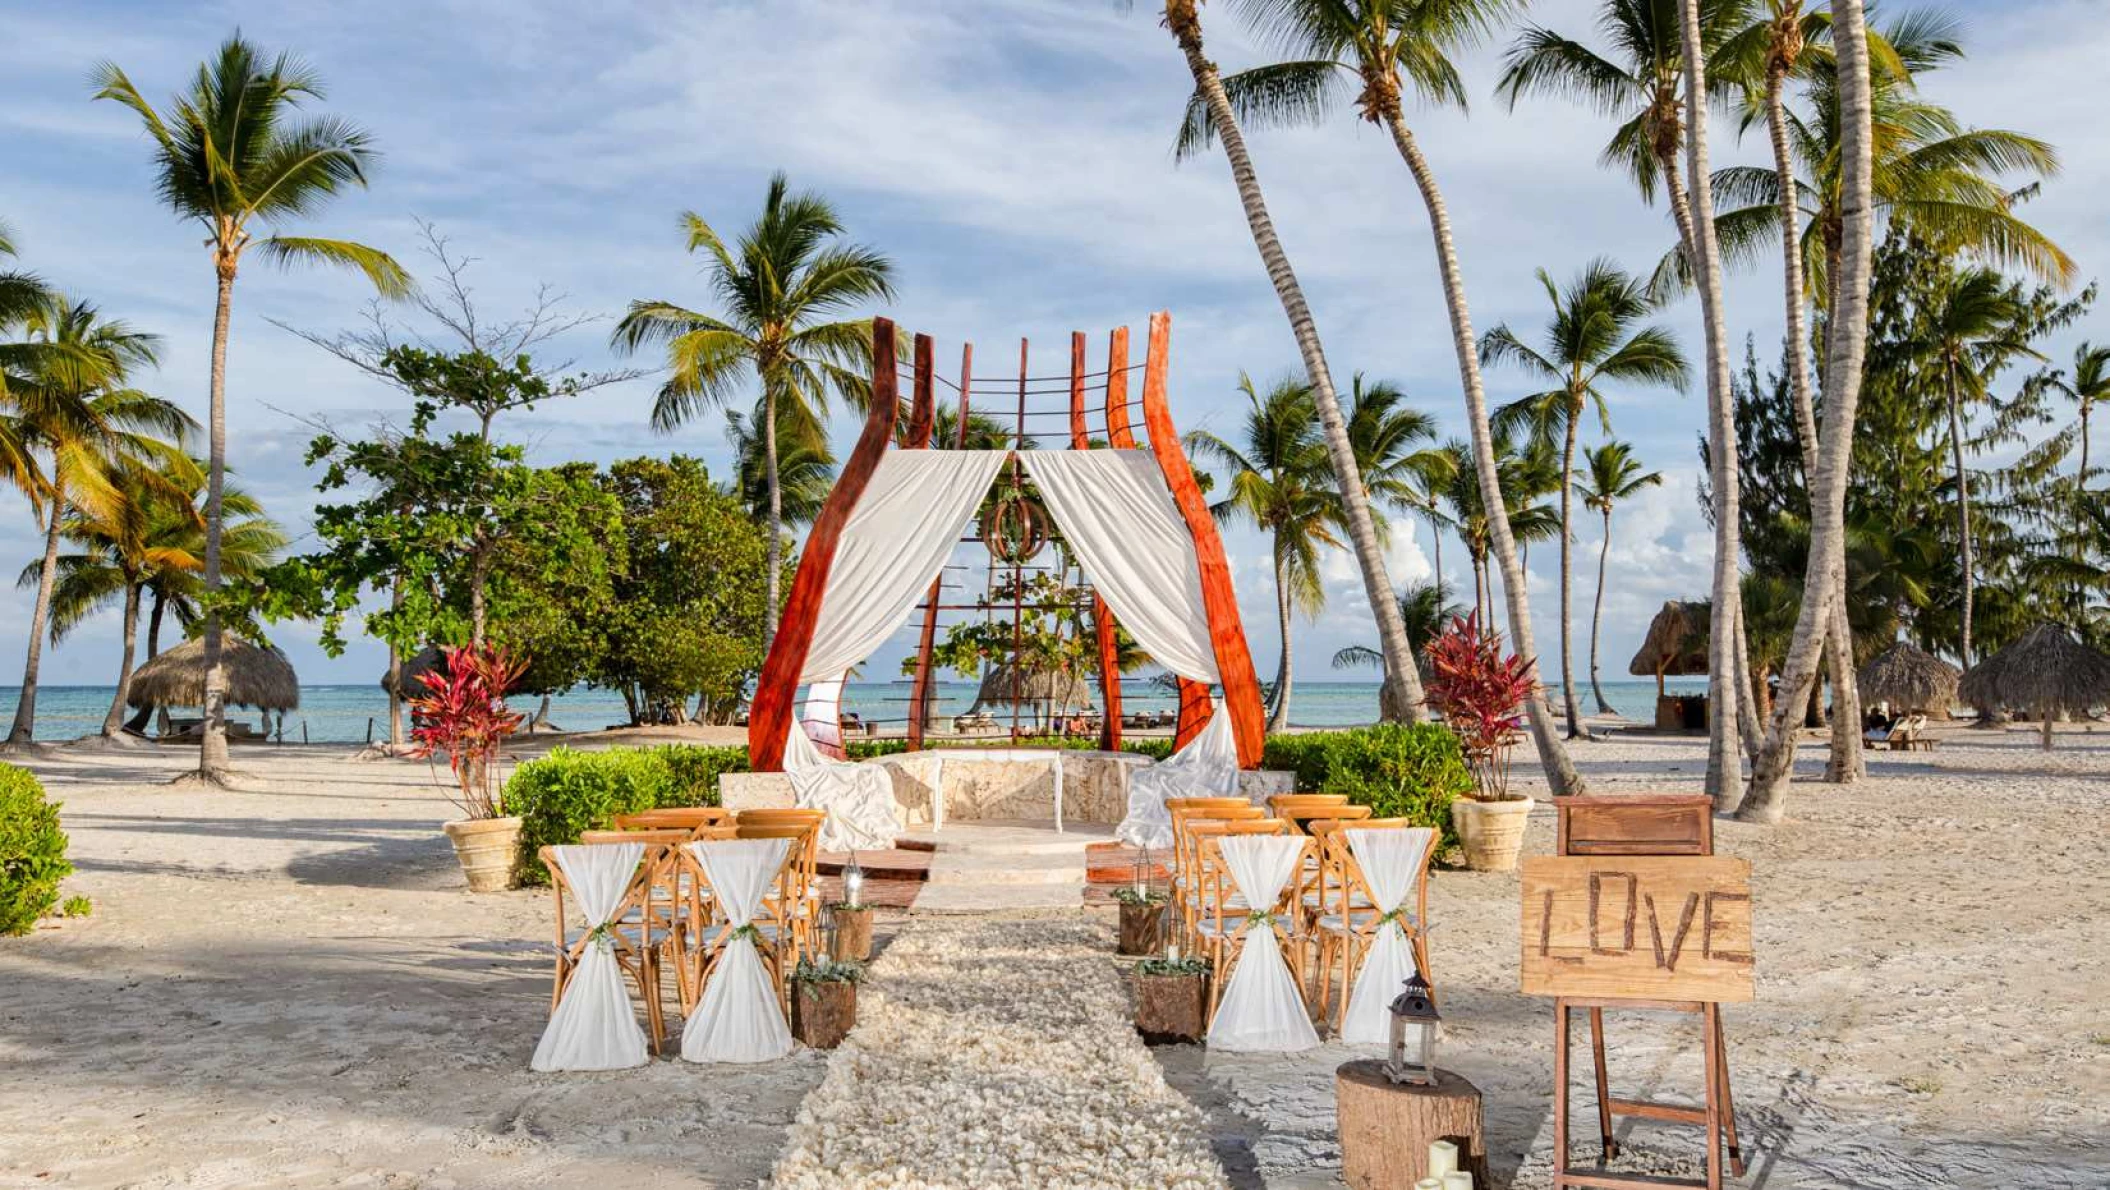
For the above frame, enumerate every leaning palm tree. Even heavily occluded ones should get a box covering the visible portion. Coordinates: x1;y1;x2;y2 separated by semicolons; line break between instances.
94;35;410;780
1178;0;1582;792
1484;260;1688;738
1577;441;1663;714
1188;373;1344;733
611;173;892;648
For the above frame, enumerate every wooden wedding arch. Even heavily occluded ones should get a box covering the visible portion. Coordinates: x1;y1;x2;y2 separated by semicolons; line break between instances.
747;312;1267;773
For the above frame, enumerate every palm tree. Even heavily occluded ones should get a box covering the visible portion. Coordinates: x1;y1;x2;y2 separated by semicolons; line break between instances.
611;173;892;648
4;299;176;743
728;400;836;531
1150;0;1431;727
94;35;410;780
1483;260;1688;737
1333;579;1462;681
1188;373;1344;733
1343;373;1446;535
1179;0;1582;792
1440;433;1560;626
1577;441;1664;714
2043;342;2108;572
1739;0;1877;823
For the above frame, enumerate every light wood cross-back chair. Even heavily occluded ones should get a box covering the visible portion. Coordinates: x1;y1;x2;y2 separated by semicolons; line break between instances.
673;836;804;1019
1188;822;1308;1023
1309;819;1432;1031
611;806;735;835
537;843;668;1052
732;817;824;974
1169;803;1266;945
1266;793;1352;834
578;829;693;996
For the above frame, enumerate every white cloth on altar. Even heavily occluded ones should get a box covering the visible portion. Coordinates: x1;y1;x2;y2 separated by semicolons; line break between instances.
783;720;901;852
531;843;651;1072
1020;450;1219;682
682;838;795;1064
1207;834;1319;1052
1339;827;1436;1045
1117;701;1240;849
799;450;1009;682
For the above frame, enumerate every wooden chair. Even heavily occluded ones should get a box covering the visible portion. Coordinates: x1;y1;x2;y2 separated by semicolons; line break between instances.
674;837;804;1019
537;843;667;1052
612;806;735;835
1189;823;1307;1024
733;820;822;977
1311;824;1436;1035
1267;793;1352;834
1170;803;1266;945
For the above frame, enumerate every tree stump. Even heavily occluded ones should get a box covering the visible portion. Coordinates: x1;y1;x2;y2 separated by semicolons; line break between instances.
829;905;874;962
1117;900;1167;956
791;981;857;1049
1336;1061;1486;1190
1131;971;1206;1044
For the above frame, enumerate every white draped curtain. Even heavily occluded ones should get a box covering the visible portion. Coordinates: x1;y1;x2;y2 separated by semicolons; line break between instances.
682;838;795;1064
1206;834;1320;1052
1339;827;1436;1045
531;844;651;1072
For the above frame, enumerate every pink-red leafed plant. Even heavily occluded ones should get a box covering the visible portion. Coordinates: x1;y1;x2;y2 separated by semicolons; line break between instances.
407;644;528;820
1422;613;1538;802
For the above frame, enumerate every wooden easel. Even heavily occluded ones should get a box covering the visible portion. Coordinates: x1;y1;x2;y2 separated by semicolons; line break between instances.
1548;795;1746;1190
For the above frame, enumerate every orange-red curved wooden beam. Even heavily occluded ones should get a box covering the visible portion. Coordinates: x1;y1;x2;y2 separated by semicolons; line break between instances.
749;319;902;772
905;337;955;750
1138;312;1267;768
1072;331;1125;753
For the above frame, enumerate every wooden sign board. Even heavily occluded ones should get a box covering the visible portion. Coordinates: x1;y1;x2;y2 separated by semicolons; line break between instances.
1521;856;1754;1003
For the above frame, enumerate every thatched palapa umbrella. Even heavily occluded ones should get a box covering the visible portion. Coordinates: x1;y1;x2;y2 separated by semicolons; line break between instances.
1958;622;2110;750
1628;600;1710;695
379;645;445;698
127;637;300;714
1856;641;1961;717
972;663;1094;724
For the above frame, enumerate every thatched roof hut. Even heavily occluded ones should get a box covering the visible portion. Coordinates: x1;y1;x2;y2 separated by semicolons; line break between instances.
127;638;300;712
378;646;445;698
1959;622;2110;749
972;663;1094;711
1628;600;1710;690
1857;641;1961;716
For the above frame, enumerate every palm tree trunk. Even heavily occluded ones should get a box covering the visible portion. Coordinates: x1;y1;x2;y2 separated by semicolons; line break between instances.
1945;358;1974;666
125;590;166;735
6;506;64;744
1269;542;1293;735
1590;509;1615;715
1679;0;1744;805
1558;414;1587;739
1428;509;1444;595
1742;0;1876;823
762;385;783;652
468;549;491;645
1169;10;1428;724
197;263;236;781
1814;233;1866;781
101;581;144;736
1377;105;1581;794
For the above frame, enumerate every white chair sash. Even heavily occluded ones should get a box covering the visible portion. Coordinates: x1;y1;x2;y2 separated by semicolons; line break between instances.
682;837;795;1064
783;720;903;852
531;843;651;1072
1340;827;1436;1045
1119;702;1240;850
1206;834;1320;1052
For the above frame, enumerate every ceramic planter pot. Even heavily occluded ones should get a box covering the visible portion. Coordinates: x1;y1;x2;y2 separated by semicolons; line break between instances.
441;815;522;893
1448;798;1533;872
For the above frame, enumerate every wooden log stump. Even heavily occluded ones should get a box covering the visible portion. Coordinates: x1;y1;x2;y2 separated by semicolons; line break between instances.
1117;900;1167;956
791;980;857;1049
1336;1061;1487;1190
1131;971;1206;1044
829;905;874;962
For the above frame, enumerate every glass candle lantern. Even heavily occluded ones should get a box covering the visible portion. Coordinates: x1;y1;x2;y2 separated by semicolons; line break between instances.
1385;971;1441;1087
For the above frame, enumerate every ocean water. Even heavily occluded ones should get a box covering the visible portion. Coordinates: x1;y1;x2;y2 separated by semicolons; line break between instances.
2;677;1710;744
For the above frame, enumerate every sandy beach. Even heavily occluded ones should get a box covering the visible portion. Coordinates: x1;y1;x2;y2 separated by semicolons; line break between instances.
2;724;2106;1188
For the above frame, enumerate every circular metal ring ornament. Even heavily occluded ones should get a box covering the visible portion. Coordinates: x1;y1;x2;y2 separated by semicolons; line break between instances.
980;496;1048;564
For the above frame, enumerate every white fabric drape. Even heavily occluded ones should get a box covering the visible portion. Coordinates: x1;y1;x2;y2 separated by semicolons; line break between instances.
682;838;795;1064
801;674;847;755
1207;835;1320;1052
1117;702;1240;849
783;721;902;851
1020;451;1219;682
800;450;1009;682
1339;827;1436;1045
531;843;650;1072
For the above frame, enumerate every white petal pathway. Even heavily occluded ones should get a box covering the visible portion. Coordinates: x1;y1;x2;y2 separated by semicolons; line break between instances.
769;915;1227;1189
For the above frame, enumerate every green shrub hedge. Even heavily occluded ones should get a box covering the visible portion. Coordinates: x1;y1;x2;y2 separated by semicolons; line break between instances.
505;744;742;884
1260;724;1473;856
0;764;71;936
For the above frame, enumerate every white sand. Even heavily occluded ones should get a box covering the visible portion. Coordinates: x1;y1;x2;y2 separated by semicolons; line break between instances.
2;723;2107;1187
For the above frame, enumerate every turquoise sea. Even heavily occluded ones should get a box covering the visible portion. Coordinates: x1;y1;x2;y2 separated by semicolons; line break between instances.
2;677;1710;744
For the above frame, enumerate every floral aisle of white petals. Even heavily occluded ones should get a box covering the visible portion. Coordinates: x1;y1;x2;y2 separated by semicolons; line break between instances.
769;916;1229;1190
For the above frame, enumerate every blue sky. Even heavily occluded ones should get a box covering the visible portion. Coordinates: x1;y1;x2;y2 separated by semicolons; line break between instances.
3;0;2106;694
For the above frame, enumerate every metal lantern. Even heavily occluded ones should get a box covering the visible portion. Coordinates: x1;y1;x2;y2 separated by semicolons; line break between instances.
1385;971;1441;1086
842;852;865;909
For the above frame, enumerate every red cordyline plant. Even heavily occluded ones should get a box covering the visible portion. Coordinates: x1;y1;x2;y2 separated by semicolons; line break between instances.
1422;613;1538;802
407;644;528;820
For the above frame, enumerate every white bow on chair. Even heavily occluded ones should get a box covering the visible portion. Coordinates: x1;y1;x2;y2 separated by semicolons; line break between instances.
532;843;651;1072
1339;827;1436;1045
1207;833;1320;1052
682;837;795;1064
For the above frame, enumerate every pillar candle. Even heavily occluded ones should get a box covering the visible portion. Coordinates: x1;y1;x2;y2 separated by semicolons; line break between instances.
1441;1174;1473;1190
1427;1140;1459;1178
1166;941;1179;962
1413;1180;1443;1190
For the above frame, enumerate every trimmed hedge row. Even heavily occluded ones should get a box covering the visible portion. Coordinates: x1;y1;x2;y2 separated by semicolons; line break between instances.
1261;723;1473;856
1;763;71;936
505;744;741;884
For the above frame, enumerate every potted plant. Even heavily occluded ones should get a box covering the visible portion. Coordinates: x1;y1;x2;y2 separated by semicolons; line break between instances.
1423;614;1537;872
790;956;863;1049
1131;952;1209;1043
408;644;528;893
1113;885;1169;956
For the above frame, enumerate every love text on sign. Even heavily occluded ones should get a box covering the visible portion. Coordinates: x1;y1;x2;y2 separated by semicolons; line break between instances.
1520;855;1754;1003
